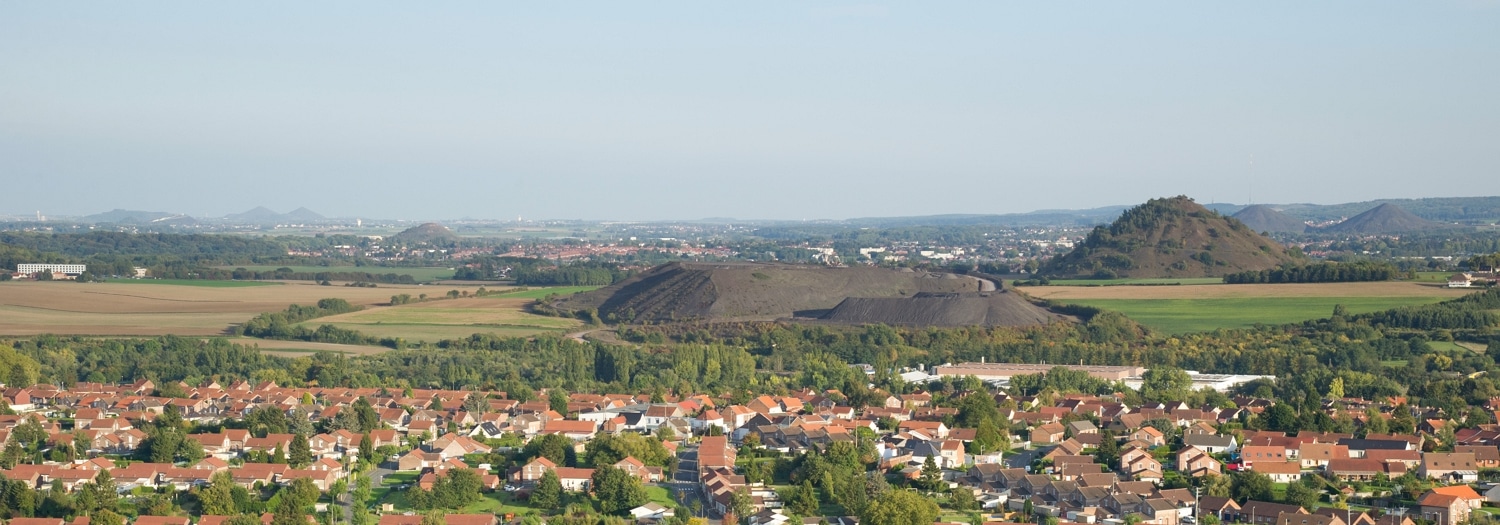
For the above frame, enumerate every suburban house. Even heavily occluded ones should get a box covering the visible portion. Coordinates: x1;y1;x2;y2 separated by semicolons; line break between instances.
1031;422;1066;444
1241;445;1288;468
1183;434;1237;454
1253;461;1304;483
542;419;599;441
1419;453;1478;482
1176;447;1221;477
1418;485;1484;525
614;456;662;483
1226;501;1307;525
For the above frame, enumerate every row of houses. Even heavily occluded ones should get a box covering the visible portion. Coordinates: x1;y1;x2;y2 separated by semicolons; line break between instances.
1;455;348;493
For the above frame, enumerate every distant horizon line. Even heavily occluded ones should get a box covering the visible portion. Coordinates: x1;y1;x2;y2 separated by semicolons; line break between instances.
4;194;1497;225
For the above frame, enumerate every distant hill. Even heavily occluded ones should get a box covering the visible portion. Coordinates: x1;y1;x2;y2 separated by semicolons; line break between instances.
1042;196;1300;279
282;207;325;222
845;206;1131;228
1275;197;1500;224
1321;203;1447;233
84;209;182;224
224;206;285;223
391;222;458;244
846;196;1500;229
548;262;1060;326
218;206;328;224
1232;205;1307;234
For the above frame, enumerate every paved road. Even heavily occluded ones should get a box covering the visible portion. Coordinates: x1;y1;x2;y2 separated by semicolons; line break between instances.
674;445;709;516
1005;448;1039;471
676;448;699;482
368;466;394;488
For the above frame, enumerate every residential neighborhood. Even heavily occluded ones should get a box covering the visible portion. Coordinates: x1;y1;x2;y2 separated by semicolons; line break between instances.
1;372;1499;525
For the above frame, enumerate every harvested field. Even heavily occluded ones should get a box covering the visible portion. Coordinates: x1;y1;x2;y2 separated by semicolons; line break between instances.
0;281;421;336
1044;278;1225;286
311;297;577;328
106;279;279;288
297;295;582;343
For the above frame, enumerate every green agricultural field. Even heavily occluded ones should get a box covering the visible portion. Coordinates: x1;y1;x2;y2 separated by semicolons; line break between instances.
1058;296;1452;334
1426;341;1487;354
1412;272;1457;283
1045;277;1225;286
497;286;602;299
102;278;280;288
217;265;455;282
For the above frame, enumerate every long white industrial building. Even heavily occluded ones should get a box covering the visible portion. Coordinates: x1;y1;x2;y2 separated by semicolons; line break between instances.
935;361;1271;393
16;264;87;275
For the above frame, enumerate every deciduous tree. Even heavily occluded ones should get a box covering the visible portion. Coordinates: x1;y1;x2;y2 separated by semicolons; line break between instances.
592;466;648;515
861;489;941;525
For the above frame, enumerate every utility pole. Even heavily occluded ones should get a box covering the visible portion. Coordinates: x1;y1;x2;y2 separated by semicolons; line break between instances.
1194;485;1201;524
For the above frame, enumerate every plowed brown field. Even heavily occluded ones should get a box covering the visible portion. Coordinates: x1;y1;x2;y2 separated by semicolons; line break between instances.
0;281;424;336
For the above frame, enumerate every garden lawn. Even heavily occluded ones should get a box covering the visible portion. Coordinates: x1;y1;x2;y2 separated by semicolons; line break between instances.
645;485;676;507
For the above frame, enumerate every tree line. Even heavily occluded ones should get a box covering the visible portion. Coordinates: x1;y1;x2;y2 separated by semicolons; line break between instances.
1223;261;1398;284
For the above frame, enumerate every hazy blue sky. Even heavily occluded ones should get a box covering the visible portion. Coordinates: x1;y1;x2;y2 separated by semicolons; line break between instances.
3;2;1497;221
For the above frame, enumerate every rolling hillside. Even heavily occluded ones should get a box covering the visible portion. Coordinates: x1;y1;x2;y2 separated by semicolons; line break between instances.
1042;196;1300;279
391;223;459;244
1232;205;1307;234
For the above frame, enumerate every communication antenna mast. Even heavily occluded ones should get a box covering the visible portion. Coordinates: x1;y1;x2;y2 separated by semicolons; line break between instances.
1247;154;1256;205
